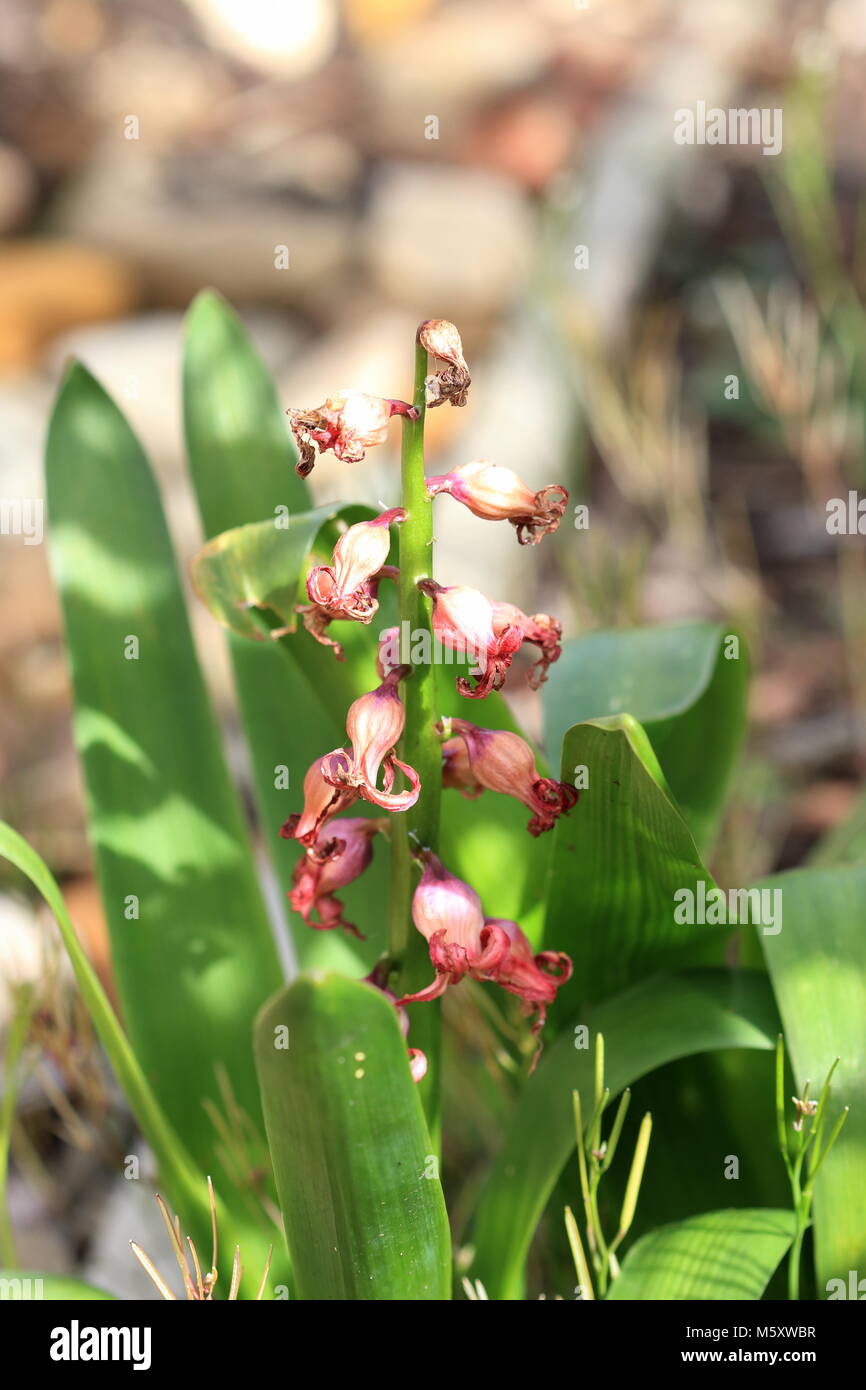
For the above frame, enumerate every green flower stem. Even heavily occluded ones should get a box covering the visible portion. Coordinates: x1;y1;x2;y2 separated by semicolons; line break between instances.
390;337;442;1147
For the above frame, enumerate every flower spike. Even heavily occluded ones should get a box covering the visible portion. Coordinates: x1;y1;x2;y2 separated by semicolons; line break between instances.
441;719;578;835
417;319;471;409
426;461;568;545
320;668;421;811
288;391;418;477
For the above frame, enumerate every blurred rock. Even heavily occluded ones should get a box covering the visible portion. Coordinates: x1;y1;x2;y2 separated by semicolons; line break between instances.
185;0;338;80
0;242;138;371
0;142;37;233
464;93;576;192
363;163;534;322
363;0;552;152
53;148;354;310
82;39;232;150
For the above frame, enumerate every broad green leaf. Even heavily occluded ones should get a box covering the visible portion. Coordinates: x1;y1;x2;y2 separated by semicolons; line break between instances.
607;1208;796;1300
182;292;385;969
759;864;866;1290
182;290;309;535
543;622;747;849
0;1271;115;1300
544;717;725;1010
255;973;451;1300
45;364;283;1200
469;967;779;1299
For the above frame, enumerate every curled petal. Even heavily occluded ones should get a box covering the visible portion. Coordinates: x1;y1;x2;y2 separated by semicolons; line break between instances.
280;758;358;846
362;754;421;811
491;602;562;689
319;669;420;813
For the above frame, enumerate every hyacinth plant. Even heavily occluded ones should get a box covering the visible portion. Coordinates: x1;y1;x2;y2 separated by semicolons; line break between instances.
1;294;863;1301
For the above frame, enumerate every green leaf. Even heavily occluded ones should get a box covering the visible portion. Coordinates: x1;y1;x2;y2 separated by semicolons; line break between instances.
543;622;747;849
469;967;779;1299
759;863;866;1289
544;717;725;1010
191;504;371;645
254;973;451;1300
45;364;282;1194
0;1271;115;1300
607;1208;796;1300
0;825;209;1237
182;290;309;534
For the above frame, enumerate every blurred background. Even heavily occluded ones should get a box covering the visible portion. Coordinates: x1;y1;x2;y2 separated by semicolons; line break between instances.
1;0;865;1293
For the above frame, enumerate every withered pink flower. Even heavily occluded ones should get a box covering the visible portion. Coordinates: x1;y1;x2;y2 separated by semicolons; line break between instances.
441;719;578;836
280;758;358;848
289;817;386;939
307;508;405;620
426;461;568;545
300;566;397;661
288;391;418;478
417;578;523;699
395;851;571;1058
320;667;420;811
483;917;573;1057
300;508;405;658
417;319;471;408
491;601;562;689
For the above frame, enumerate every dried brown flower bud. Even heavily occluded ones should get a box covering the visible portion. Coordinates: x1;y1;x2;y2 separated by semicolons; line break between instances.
417;319;471;409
